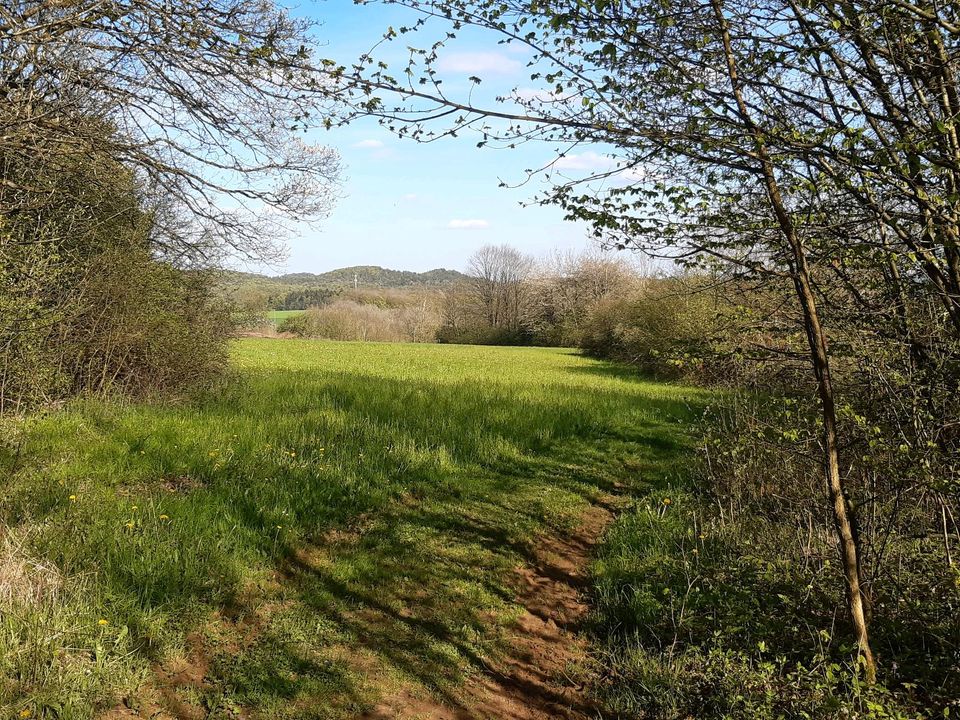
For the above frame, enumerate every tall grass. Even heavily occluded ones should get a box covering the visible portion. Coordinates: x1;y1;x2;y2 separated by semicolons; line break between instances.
0;339;704;718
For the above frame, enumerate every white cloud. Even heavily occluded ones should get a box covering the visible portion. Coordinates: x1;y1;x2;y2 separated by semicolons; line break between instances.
553;151;617;171
503;41;531;56
352;139;385;149
447;219;490;230
549;152;646;183
437;52;521;75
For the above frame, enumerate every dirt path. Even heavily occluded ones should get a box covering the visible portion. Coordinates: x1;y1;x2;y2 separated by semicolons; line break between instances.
358;501;615;720
103;498;618;720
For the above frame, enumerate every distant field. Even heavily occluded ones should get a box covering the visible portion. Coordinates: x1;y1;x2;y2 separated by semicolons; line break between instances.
265;309;304;322
1;340;705;718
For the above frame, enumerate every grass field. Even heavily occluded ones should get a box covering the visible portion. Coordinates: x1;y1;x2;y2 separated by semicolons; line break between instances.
0;340;705;719
265;309;304;323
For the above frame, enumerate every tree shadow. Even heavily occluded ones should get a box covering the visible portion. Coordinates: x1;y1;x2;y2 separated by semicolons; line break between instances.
8;353;705;717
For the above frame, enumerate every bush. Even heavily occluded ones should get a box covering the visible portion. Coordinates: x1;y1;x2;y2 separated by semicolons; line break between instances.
0;145;233;410
593;479;942;718
70;249;232;397
280;298;441;342
579;277;724;379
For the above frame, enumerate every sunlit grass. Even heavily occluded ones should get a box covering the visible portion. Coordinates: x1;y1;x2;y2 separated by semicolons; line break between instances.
265;309;303;322
0;339;706;718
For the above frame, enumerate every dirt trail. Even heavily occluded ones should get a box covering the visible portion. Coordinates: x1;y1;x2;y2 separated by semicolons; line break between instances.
102;499;617;720
359;501;615;720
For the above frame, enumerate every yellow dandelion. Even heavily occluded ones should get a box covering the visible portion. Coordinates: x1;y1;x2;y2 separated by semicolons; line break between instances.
276;525;282;530
159;514;170;520
125;521;135;529
131;505;138;511
98;619;109;626
662;498;672;505
19;709;31;718
69;494;77;501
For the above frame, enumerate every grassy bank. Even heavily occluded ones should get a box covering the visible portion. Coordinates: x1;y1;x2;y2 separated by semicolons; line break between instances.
0;340;704;718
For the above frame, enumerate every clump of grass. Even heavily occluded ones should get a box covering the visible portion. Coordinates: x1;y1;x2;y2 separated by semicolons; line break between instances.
0;528;144;719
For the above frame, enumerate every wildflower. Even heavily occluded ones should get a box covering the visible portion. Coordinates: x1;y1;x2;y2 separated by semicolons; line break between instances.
69;494;77;501
131;506;138;511
98;619;109;626
159;514;170;520
698;533;706;539
276;525;282;529
125;522;135;529
662;498;672;505
692;549;699;555
19;709;31;718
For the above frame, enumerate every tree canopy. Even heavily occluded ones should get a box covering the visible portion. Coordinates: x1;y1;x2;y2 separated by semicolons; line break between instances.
2;0;343;262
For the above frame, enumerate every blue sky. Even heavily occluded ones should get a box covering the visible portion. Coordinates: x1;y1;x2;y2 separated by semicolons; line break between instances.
257;0;609;274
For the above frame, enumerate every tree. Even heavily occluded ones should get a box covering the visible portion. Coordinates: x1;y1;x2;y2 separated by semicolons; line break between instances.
524;250;637;345
466;244;533;332
1;0;342;262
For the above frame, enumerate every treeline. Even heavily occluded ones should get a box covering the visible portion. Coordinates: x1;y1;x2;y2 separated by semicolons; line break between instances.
274;289;338;311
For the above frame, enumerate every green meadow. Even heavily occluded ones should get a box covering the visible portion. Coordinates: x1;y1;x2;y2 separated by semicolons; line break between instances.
265;310;304;323
0;340;704;718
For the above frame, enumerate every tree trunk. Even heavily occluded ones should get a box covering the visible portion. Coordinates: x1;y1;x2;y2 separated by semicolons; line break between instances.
710;0;877;682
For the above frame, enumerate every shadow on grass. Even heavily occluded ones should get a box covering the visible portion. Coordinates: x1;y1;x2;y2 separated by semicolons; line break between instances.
5;352;704;717
561;359;677;386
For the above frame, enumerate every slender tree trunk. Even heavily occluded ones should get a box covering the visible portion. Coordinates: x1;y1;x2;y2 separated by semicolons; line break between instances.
711;0;877;682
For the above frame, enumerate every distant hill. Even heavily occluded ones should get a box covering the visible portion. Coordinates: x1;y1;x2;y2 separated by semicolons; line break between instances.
222;265;470;311
225;265;468;289
274;265;469;288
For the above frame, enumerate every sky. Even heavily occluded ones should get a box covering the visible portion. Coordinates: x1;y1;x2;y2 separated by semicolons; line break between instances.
251;0;611;275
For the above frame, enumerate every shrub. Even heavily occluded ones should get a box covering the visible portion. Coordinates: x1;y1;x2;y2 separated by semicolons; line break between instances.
579;277;724;379
281;298;441;343
0;144;233;410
